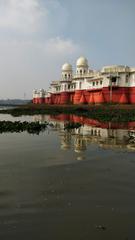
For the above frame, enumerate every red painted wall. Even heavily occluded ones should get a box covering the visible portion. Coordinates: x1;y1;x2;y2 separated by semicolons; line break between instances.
33;87;135;104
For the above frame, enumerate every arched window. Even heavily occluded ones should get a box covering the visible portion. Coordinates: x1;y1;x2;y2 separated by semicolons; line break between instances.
65;74;67;79
84;70;85;74
80;69;82;74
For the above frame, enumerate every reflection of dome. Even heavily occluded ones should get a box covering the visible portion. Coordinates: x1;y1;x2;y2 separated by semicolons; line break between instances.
61;142;70;150
62;63;72;71
74;149;85;153
74;145;86;153
127;144;135;151
76;57;88;67
74;137;86;153
76;156;84;161
61;144;70;150
60;134;71;150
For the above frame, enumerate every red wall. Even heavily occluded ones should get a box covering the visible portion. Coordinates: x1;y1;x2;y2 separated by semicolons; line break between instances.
33;87;135;104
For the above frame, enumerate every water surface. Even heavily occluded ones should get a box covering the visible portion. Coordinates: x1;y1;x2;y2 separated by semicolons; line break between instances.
0;113;135;240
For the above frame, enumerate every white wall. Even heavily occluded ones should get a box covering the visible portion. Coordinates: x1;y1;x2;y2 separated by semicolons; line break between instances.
129;73;135;87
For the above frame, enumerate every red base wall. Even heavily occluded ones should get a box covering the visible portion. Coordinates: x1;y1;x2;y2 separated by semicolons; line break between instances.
33;87;135;104
60;92;70;104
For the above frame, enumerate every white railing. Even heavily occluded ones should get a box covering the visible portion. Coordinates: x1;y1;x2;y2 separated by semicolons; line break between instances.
73;72;95;79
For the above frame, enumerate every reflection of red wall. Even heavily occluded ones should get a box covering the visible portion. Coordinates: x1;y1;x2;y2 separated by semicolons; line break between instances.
52;114;70;121
50;114;135;130
128;122;135;128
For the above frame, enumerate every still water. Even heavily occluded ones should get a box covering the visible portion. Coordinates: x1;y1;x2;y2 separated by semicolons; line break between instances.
0;113;135;240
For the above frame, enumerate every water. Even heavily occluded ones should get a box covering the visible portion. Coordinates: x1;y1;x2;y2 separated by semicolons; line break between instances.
0;113;135;240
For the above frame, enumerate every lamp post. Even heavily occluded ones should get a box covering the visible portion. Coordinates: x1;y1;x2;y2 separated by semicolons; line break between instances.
109;75;112;103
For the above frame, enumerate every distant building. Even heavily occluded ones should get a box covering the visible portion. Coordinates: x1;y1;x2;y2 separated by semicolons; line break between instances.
33;56;135;104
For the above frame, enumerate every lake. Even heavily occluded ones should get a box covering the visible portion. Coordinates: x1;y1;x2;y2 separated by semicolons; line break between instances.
0;113;135;240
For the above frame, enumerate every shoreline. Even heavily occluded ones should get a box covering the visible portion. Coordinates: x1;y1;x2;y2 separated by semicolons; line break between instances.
0;103;135;122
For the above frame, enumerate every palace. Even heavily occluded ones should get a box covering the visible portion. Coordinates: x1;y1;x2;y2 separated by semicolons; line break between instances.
32;57;135;104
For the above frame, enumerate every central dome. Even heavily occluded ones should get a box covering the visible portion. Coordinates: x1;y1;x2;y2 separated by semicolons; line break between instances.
62;63;72;71
76;56;88;67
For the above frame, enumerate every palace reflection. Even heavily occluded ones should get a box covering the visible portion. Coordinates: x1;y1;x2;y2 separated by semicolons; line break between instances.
33;114;135;154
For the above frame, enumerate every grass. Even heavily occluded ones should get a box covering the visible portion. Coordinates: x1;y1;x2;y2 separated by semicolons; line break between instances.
0;103;135;122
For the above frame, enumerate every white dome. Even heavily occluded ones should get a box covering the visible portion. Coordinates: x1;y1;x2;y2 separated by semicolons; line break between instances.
33;89;37;93
39;88;44;92
76;56;88;67
62;63;72;71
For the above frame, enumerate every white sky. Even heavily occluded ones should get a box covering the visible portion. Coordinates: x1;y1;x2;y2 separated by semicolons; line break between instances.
0;0;135;99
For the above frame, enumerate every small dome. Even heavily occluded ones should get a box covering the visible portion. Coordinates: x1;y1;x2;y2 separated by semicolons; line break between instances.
62;63;72;71
76;56;88;67
39;89;44;93
33;89;37;93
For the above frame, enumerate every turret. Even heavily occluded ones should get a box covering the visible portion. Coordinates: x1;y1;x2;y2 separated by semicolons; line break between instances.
61;63;72;81
76;56;89;75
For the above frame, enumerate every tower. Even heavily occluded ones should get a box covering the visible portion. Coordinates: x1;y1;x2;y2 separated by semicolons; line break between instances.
60;63;72;92
60;63;72;104
61;63;72;81
76;56;89;75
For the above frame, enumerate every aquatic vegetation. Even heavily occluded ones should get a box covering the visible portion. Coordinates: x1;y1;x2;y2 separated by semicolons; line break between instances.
0;121;49;134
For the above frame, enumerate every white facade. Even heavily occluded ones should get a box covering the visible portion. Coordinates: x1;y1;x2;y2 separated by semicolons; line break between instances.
33;56;135;99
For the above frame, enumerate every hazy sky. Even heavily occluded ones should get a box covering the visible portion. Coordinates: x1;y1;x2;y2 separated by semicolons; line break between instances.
0;0;135;99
